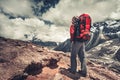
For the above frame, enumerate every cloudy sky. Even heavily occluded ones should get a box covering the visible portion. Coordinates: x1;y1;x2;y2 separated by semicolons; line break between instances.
0;0;120;42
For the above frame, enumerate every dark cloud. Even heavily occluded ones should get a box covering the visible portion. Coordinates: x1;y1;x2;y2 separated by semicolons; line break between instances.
0;0;60;18
31;0;60;16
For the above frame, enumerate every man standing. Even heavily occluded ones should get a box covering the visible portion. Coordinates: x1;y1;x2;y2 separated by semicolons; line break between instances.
69;14;91;77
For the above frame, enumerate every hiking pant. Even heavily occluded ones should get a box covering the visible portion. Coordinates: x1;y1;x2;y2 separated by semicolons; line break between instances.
70;41;87;73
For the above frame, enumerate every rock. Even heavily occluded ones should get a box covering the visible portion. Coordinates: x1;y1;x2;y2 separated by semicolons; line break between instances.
54;39;71;52
0;37;61;80
53;73;63;80
88;39;120;73
0;37;120;80
114;48;120;61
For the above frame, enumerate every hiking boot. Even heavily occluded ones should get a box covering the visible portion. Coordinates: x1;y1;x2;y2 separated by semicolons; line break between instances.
67;68;76;74
78;70;87;77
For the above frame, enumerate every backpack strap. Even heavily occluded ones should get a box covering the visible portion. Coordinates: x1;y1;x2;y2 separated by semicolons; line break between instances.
85;15;91;31
83;16;86;30
73;20;80;41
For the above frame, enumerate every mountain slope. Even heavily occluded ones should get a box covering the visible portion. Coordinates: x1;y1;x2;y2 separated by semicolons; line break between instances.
0;37;120;80
87;39;120;73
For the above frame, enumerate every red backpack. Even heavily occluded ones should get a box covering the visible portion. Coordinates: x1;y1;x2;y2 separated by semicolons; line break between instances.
70;13;91;42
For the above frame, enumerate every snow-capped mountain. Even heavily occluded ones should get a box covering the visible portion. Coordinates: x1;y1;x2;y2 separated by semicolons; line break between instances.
54;19;120;52
92;19;120;39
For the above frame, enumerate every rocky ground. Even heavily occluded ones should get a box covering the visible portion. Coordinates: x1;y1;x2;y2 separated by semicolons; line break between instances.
0;37;120;80
87;39;120;74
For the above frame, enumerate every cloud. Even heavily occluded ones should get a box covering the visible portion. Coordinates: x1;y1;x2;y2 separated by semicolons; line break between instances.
0;0;120;42
42;0;119;26
110;0;120;19
0;0;69;42
0;0;34;17
0;13;69;42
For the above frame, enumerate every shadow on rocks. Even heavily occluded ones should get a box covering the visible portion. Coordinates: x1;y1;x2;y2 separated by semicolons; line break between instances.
59;67;81;80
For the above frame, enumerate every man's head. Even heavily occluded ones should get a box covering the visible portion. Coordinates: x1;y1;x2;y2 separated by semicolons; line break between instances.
72;16;80;25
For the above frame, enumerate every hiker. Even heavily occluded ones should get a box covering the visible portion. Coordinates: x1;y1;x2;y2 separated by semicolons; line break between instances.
69;13;91;77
